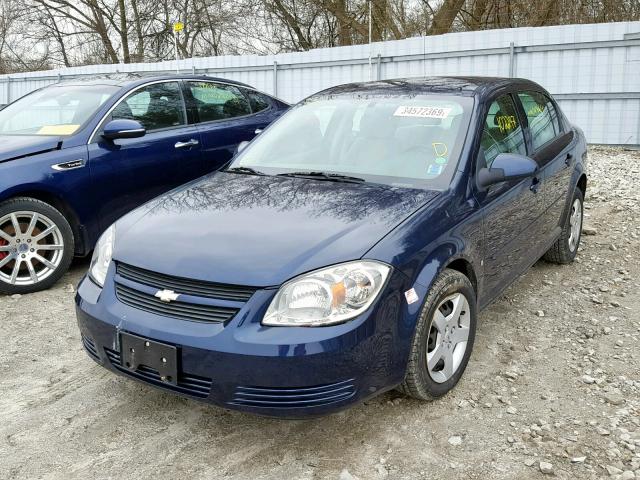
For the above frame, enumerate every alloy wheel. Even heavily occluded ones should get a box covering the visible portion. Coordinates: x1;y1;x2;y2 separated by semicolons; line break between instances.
426;292;471;383
0;211;65;286
568;198;582;253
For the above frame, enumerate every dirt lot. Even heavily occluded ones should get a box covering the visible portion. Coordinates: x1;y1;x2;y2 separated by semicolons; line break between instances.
0;146;638;480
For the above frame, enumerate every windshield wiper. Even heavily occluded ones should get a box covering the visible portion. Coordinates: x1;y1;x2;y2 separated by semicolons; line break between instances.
225;166;267;176
277;171;365;183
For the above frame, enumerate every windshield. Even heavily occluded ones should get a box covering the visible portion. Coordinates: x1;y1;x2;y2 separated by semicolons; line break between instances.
0;84;119;136
232;94;473;189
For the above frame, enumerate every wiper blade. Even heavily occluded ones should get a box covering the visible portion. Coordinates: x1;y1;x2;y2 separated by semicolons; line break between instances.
277;171;365;183
225;166;267;176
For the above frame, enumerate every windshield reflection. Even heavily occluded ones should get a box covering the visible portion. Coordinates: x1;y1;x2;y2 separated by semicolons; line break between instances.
232;95;473;190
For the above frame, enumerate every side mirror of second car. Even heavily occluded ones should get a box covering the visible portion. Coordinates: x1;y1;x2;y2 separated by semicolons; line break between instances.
477;153;538;189
102;119;146;141
236;140;250;155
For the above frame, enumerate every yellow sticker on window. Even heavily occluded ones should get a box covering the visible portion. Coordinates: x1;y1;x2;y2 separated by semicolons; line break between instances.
432;142;448;157
37;125;80;135
496;116;517;133
527;105;544;116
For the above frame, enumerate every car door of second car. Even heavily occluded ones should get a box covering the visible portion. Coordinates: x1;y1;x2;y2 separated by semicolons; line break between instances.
183;81;275;174
474;93;547;305
88;80;202;230
517;91;576;243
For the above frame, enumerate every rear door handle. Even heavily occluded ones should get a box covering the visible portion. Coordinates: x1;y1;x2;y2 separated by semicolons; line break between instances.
175;139;199;149
530;176;541;194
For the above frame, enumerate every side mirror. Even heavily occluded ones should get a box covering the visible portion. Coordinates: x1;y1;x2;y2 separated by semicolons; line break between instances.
478;153;538;189
102;119;146;140
236;140;250;155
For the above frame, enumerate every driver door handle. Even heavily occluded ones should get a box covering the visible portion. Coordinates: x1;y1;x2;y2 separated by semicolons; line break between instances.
530;176;541;194
175;139;199;149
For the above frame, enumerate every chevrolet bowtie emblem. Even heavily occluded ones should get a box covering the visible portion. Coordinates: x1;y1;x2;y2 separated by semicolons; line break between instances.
155;289;180;303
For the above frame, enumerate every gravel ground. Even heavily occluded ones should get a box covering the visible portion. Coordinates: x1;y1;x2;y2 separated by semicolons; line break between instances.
1;146;638;480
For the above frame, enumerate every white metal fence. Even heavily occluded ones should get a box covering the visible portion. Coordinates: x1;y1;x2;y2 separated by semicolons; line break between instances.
1;21;639;145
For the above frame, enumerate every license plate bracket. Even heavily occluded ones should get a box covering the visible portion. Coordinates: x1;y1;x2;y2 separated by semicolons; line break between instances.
120;332;178;386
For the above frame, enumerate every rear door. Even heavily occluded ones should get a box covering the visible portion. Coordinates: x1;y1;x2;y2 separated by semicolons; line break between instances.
183;81;276;174
88;80;202;230
517;91;576;241
474;93;547;302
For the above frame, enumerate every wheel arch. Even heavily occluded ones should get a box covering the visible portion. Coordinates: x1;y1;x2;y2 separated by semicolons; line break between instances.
0;189;87;256
411;243;481;305
576;173;587;196
443;257;478;297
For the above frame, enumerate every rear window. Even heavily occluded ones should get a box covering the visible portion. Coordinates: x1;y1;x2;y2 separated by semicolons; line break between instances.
187;82;251;122
518;91;561;150
242;89;271;113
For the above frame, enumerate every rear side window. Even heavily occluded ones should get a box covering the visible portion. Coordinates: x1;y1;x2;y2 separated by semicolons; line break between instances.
518;91;561;150
479;94;527;168
187;82;251;122
111;82;185;131
242;89;271;113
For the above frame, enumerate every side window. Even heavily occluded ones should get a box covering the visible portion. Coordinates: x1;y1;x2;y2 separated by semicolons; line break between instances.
242;89;271;113
518;91;560;150
111;82;185;131
480;94;527;168
187;82;251;122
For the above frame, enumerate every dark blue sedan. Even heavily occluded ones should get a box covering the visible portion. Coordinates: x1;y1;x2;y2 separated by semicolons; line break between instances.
76;77;587;417
0;75;288;294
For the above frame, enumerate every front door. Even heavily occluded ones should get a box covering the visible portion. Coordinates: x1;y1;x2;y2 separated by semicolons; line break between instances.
474;93;547;304
88;81;202;230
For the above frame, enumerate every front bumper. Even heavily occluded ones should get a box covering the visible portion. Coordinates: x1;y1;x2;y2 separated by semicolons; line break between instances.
75;267;415;418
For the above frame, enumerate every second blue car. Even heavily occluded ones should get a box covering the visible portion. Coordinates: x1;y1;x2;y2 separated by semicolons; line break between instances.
0;74;288;294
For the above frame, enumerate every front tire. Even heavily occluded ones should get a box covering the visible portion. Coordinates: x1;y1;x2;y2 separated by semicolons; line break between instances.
543;188;584;264
398;269;477;400
0;198;74;295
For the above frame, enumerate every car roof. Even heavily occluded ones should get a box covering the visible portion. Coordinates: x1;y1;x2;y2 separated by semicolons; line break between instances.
310;76;546;99
51;73;252;89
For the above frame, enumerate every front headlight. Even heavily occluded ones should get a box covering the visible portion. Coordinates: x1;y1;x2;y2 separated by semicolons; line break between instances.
263;260;391;327
89;224;115;287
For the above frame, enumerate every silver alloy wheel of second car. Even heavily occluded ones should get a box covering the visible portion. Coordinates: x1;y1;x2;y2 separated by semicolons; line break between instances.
426;292;471;384
568;198;583;253
0;211;65;286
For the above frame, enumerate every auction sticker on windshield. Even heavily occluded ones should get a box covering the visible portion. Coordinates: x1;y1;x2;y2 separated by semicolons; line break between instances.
393;106;451;119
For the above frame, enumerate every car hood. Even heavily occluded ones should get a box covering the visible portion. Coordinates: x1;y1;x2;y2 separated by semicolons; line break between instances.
0;135;62;163
114;172;439;287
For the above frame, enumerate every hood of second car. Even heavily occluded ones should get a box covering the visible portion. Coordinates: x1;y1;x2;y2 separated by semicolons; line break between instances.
114;172;439;287
0;135;63;163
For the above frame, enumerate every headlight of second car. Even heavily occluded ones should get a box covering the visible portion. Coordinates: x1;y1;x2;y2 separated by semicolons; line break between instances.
263;260;391;327
89;224;115;287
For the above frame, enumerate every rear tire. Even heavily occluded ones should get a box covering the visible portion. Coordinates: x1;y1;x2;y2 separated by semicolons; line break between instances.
0;197;74;295
543;188;584;264
398;269;477;400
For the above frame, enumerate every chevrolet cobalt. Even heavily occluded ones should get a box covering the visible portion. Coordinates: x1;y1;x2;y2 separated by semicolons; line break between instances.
76;77;587;417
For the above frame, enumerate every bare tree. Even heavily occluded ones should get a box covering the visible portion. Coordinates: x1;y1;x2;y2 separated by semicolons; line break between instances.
0;0;636;73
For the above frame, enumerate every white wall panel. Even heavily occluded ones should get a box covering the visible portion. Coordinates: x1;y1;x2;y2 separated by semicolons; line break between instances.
0;22;639;144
